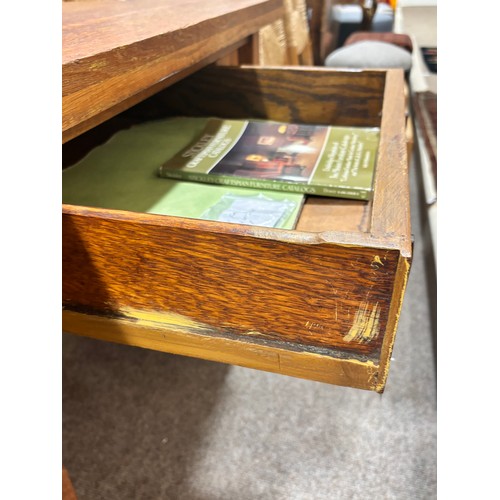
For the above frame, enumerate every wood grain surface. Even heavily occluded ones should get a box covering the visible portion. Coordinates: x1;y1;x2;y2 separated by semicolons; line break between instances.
370;70;412;258
62;0;283;142
61;63;412;390
296;197;371;233
139;65;386;127
63;205;401;360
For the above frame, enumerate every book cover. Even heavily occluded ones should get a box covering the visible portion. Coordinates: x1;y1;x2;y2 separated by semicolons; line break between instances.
62;118;304;229
158;118;380;200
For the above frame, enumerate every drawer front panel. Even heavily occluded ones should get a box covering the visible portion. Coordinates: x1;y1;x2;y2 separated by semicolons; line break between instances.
63;210;399;361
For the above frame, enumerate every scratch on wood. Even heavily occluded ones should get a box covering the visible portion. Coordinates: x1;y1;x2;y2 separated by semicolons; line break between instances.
305;320;325;331
343;302;380;343
371;255;384;269
120;307;205;330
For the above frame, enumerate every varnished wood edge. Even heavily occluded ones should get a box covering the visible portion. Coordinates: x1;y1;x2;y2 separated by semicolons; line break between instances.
63;39;249;143
62;203;404;251
370;69;412;257
62;309;381;391
375;252;412;392
63;1;285;142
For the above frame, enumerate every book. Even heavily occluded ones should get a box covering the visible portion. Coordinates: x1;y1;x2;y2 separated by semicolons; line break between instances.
158;117;380;200
62;118;305;229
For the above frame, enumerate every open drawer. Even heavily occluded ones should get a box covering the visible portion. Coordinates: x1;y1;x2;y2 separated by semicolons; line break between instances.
62;65;411;392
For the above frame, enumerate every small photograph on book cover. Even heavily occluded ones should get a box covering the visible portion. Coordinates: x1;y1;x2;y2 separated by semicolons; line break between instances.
208;121;328;183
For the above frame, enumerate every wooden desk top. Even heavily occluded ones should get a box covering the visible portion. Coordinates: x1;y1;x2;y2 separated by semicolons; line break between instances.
62;0;283;142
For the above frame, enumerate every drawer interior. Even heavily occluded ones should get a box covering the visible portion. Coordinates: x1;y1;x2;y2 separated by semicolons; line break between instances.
63;66;390;235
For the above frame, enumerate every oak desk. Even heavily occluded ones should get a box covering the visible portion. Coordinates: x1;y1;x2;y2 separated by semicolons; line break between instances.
63;0;412;393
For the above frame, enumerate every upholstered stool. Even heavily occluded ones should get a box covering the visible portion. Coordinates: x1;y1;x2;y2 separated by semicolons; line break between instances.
344;31;413;53
324;40;412;72
330;2;395;47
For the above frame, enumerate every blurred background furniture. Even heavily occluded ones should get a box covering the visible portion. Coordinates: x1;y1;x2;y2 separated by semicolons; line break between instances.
332;0;395;47
324;38;412;71
307;1;413;162
307;0;400;65
394;2;436;263
259;0;313;65
344;30;412;52
283;0;314;64
322;0;413;72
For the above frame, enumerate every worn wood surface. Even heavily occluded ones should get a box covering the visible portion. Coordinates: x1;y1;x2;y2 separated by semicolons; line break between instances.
63;309;382;391
63;205;402;360
62;62;411;390
378;253;412;386
62;0;283;142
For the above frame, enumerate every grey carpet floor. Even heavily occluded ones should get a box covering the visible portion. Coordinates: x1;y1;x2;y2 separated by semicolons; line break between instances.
62;147;437;499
